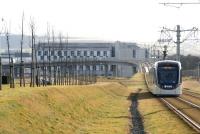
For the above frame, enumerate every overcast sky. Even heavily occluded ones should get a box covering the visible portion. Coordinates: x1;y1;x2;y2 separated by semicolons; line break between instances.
0;0;200;43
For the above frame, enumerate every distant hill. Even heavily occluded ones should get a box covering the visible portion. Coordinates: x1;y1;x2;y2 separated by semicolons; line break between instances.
0;34;31;51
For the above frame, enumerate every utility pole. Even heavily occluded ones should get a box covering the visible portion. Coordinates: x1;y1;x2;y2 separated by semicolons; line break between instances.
157;50;160;60
176;25;181;61
163;45;167;60
160;25;198;61
153;44;156;62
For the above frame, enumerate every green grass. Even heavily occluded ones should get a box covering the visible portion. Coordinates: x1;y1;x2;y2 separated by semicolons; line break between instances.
0;82;130;134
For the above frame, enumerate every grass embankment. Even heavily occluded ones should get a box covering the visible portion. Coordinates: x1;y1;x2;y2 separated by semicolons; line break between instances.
182;78;200;94
127;73;197;134
0;83;130;134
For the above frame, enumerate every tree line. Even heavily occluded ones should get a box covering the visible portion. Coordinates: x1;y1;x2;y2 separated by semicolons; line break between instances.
168;54;200;70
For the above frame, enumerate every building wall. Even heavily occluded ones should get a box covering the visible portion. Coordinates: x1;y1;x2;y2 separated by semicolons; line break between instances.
36;41;147;77
116;64;136;77
114;41;146;61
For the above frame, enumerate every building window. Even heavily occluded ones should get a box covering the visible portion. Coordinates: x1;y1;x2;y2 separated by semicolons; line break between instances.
90;51;94;56
48;56;51;60
84;51;87;56
38;51;42;56
93;65;96;70
103;51;107;56
77;51;81;56
145;49;148;58
133;49;136;58
44;51;48;56
54;56;57;60
111;65;116;71
97;51;100;56
111;47;115;57
71;51;74;56
40;56;44;60
64;51;67;56
58;51;62;56
79;65;83;70
86;65;90;71
51;51;55;56
100;65;103;71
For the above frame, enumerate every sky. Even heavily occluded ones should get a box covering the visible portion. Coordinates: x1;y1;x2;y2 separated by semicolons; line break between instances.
1;0;200;44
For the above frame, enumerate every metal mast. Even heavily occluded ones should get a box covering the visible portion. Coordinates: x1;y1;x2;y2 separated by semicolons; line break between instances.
176;25;181;61
159;25;198;61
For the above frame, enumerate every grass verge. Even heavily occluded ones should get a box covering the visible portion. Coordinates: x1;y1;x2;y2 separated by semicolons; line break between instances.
182;79;200;94
0;83;130;134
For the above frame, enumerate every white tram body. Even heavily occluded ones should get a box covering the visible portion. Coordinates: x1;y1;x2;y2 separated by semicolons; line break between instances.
145;60;182;96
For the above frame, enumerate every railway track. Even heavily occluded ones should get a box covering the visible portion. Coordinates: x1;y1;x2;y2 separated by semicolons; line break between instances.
183;88;200;99
142;63;200;133
160;97;200;133
181;88;200;107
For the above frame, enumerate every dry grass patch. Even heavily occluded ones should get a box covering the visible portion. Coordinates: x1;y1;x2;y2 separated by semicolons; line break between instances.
0;82;130;134
183;79;200;94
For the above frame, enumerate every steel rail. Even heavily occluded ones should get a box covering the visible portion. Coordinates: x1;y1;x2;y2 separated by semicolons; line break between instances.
161;98;200;133
183;89;200;99
183;92;200;99
177;97;200;109
183;88;200;95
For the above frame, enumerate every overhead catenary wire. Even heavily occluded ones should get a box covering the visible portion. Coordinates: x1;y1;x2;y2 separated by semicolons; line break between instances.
159;1;200;8
158;25;199;61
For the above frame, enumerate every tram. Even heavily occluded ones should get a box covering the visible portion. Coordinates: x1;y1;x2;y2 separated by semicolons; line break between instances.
145;60;182;96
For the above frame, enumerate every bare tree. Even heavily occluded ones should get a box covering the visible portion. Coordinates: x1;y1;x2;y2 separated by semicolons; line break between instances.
66;34;69;85
6;30;14;88
42;42;46;86
59;33;63;85
6;31;11;64
47;24;51;85
52;29;57;85
20;12;25;87
30;18;36;87
34;32;40;87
